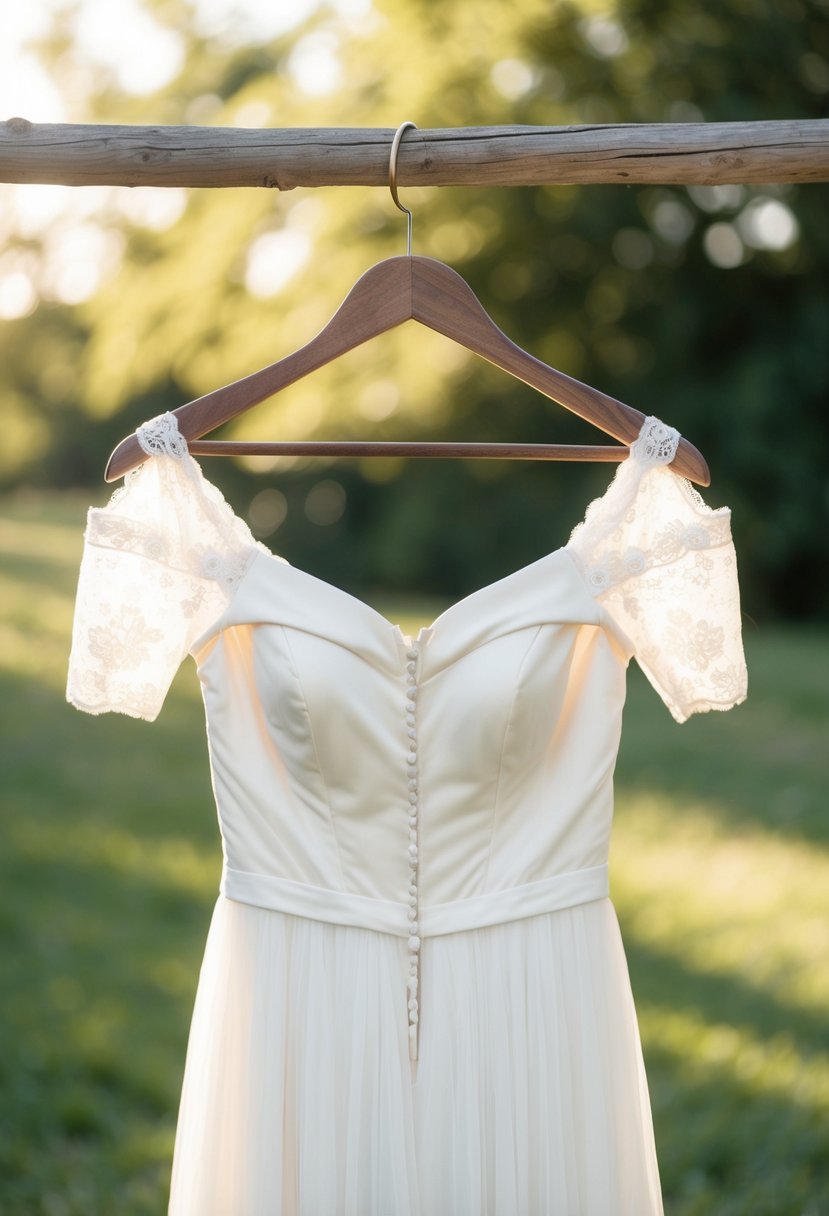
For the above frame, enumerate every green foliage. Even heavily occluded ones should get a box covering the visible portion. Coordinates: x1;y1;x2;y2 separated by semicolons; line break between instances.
2;495;828;1214
2;0;828;619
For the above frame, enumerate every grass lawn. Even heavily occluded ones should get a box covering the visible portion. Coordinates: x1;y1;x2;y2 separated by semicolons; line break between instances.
1;491;827;1215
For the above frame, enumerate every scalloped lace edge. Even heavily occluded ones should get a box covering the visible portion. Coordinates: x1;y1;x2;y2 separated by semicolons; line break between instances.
669;690;748;724
65;692;158;722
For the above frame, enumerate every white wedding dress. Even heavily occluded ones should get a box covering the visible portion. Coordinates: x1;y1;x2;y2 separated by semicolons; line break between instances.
67;413;747;1216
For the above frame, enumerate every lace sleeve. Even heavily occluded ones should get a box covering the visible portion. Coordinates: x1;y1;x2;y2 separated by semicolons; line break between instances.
566;417;748;724
66;412;267;722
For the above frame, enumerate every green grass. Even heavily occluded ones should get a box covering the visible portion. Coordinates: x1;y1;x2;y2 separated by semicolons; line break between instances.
1;492;827;1215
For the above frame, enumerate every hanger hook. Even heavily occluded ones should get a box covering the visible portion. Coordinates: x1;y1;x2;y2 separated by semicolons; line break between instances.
389;121;418;257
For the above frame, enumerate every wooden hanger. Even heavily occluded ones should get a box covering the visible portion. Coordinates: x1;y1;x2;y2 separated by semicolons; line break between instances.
105;124;709;486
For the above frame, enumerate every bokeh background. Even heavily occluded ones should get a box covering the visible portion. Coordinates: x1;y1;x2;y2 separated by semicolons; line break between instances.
1;2;827;1213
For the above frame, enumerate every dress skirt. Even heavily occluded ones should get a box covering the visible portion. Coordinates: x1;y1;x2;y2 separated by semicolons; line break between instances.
167;896;663;1216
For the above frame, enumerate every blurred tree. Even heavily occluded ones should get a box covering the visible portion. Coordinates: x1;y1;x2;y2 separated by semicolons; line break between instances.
2;0;828;618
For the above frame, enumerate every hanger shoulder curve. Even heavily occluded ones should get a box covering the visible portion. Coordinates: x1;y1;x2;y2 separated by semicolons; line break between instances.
105;257;416;480
409;256;642;440
407;256;707;479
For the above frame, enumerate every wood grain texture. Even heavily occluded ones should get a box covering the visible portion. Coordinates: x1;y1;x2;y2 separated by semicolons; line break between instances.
2;119;828;187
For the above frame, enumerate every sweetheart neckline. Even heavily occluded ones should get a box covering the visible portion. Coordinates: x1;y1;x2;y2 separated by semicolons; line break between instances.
239;453;629;645
240;431;723;646
264;542;578;646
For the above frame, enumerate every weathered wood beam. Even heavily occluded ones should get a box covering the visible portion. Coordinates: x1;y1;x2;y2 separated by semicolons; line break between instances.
1;118;828;188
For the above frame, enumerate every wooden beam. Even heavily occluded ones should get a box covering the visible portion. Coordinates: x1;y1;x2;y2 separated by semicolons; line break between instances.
1;118;828;188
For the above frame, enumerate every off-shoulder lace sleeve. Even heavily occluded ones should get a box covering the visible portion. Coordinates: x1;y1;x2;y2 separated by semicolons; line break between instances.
66;412;269;722
566;417;748;724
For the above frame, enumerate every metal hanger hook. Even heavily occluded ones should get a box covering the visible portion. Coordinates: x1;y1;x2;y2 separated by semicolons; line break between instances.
389;121;418;256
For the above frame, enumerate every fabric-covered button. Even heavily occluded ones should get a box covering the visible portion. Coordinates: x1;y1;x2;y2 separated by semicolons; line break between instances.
403;644;423;1060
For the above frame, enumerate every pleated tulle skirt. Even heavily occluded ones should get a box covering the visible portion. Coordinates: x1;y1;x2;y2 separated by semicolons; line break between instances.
167;897;663;1216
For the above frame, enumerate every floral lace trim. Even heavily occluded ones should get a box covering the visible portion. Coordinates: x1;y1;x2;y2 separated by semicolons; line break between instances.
136;412;189;460
637;625;748;724
567;415;732;597
578;511;733;595
85;510;256;591
630;416;680;465
668;688;748;722
66;689;161;722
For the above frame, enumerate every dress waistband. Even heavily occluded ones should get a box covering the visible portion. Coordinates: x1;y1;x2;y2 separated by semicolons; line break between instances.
220;863;609;937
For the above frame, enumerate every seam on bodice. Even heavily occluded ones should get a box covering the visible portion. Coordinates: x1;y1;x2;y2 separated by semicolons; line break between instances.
482;624;545;891
278;621;348;890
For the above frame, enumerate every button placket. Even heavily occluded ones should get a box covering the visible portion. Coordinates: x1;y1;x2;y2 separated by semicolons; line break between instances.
403;642;422;1061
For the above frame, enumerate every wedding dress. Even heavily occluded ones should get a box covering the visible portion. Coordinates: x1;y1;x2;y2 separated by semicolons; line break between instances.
67;412;747;1215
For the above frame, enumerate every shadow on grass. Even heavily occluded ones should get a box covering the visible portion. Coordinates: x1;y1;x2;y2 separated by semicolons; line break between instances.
616;626;829;853
625;930;829;1063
